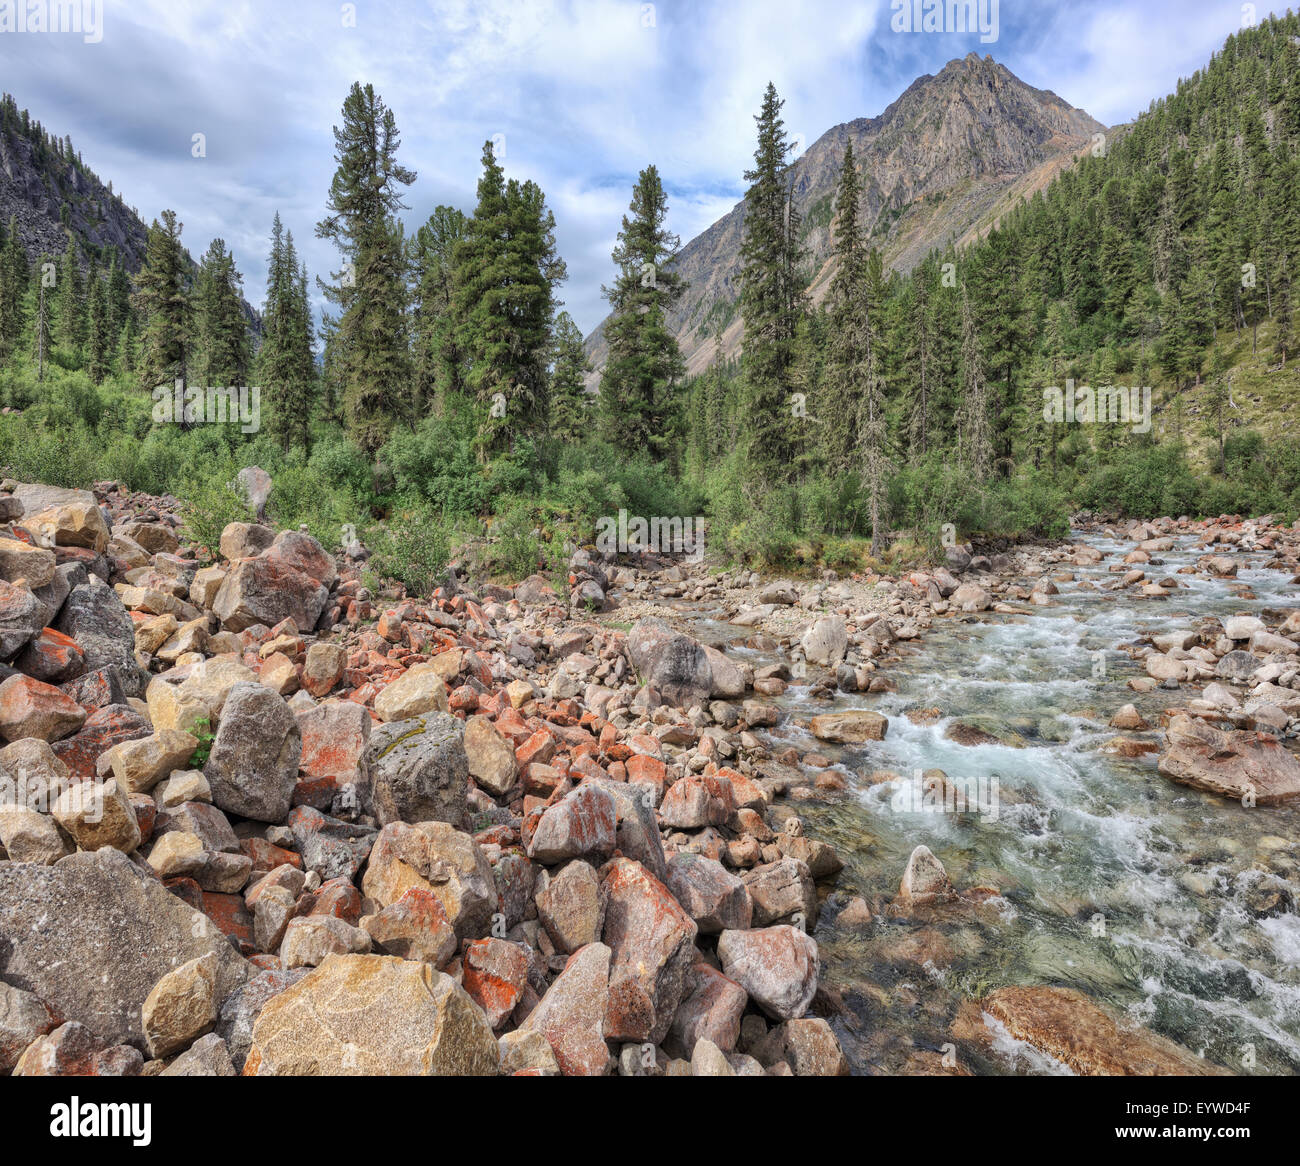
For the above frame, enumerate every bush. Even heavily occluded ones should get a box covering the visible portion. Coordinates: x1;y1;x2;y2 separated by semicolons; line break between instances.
486;500;546;582
177;470;254;556
368;502;452;597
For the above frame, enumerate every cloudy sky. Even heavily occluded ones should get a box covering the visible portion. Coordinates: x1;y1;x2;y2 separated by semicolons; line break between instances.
1;0;1264;335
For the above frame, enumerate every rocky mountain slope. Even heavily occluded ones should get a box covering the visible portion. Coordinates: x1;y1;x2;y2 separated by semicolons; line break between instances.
0;94;260;331
585;54;1104;381
0;101;149;272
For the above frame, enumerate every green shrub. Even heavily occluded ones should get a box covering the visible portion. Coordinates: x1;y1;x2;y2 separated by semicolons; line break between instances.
368;502;452;597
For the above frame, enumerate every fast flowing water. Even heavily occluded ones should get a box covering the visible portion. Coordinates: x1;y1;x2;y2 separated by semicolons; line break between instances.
677;533;1300;1075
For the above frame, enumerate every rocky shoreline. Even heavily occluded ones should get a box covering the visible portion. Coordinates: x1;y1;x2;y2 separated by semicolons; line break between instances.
0;480;1296;1076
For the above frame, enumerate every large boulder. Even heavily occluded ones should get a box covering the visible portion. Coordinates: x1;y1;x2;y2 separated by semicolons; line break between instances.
463;714;518;797
53;577;140;696
211;556;329;634
520;942;612;1076
0;848;250;1050
264;529;337;590
204;683;302;823
0;537;57;588
0;675;86;742
626;619;713;708
296;699;371;782
235;466;273;521
701;645;745;699
374;663;449;723
716;925;818;1021
1157;714;1300;804
527;782;617;864
600;857;698;1045
25;499;111;554
360;713;468;829
666;852;752;933
950;583;992;612
362;820;496;940
245;953;499;1075
667;958;747;1057
536;860;604;954
801;616;847;667
218;522;275;562
0;579;47;660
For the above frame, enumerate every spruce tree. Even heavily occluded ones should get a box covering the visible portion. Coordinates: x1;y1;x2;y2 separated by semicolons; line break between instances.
315;82;416;452
54;232;84;353
597;164;686;457
738;83;803;486
821;141;864;474
959;284;992;481
549;310;592;443
261;215;319;451
86;274;108;383
411;205;467;417
193;238;250;387
452;141;567;457
135;209;189;392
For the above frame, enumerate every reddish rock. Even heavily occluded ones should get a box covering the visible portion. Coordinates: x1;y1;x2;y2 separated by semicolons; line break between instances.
462;938;529;1029
526;782;616;864
0;675;87;742
15;627;86;683
198;890;256;949
668;958;748;1057
296;699;371;781
12;1021;142;1077
51;705;151;780
666;852;753;933
240;837;303;875
520;942;612;1077
600;856;698;1045
1158;714;1300;804
361;887;457;967
212;556;328;635
309;880;363;925
659;773;735;829
516;728;556;769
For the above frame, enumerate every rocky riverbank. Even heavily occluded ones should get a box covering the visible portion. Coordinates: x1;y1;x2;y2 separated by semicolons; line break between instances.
1;481;1296;1076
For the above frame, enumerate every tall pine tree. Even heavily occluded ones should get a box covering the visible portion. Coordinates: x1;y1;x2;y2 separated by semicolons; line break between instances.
315;82;416;452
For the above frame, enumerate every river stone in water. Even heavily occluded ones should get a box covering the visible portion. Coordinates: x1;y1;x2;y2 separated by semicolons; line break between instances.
361;713;468;829
809;710;888;743
801;616;847;667
1157;714;1300;804
0;848;250;1050
981;986;1229;1075
245;953;498;1075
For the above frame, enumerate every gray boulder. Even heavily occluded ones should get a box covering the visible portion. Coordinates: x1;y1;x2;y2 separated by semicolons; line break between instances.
53;576;141;696
627;619;713;708
204;683;302;823
360;712;468;829
0;848;251;1050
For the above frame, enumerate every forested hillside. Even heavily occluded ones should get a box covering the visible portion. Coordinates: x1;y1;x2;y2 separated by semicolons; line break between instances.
0;19;1297;583
681;13;1300;564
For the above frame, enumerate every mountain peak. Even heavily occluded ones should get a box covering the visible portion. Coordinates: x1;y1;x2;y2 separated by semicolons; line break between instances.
585;60;1101;382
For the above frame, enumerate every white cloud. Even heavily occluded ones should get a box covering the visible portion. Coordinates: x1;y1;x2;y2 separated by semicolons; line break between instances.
5;0;1258;335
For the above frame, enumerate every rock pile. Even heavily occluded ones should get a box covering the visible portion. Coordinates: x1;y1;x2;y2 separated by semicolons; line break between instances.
0;478;849;1077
